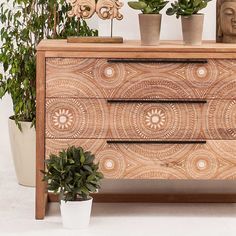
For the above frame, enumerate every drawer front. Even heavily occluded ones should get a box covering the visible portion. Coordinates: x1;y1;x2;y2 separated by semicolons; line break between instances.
45;98;236;140
46;139;236;180
46;58;236;99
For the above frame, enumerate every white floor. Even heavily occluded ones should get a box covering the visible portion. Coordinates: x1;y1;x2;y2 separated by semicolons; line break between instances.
1;150;236;236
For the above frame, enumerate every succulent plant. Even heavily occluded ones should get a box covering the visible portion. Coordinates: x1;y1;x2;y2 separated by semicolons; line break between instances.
128;0;169;14
166;0;212;18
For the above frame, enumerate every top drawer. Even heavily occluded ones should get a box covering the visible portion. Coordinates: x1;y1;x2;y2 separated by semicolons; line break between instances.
46;58;236;99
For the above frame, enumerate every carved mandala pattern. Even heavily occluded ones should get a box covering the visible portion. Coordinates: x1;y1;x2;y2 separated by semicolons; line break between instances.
185;150;218;179
52;109;73;130
46;99;108;139
45;58;236;180
46;140;236;180
46;59;236;100
110;102;201;140
145;109;166;130
205;100;236;139
92;60;126;89
96;149;126;178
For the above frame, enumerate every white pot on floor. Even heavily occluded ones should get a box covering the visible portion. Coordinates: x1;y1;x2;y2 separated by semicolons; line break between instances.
8;117;36;187
60;198;93;229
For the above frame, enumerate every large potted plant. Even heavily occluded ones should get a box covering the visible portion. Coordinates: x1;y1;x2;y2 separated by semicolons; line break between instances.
42;146;104;229
0;1;98;187
166;0;211;45
128;0;169;45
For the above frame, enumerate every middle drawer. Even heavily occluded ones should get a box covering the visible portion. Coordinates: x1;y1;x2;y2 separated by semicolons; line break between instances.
45;98;236;140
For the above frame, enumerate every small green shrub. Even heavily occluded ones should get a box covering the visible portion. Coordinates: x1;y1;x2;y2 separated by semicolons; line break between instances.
166;0;212;18
42;146;104;202
128;0;169;14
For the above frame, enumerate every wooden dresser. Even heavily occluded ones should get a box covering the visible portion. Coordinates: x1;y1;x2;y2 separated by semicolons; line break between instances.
36;40;236;219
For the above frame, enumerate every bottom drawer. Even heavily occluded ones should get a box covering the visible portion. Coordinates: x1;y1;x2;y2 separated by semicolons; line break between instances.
46;139;236;180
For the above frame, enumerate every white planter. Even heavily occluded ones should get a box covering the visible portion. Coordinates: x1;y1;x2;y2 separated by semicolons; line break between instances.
60;198;93;229
8;118;36;187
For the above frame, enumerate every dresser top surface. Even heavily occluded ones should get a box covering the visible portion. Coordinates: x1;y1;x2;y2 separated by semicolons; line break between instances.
37;39;236;53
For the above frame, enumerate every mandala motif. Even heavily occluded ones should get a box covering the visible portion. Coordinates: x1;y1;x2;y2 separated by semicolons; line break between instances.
92;60;126;89
185;150;218;179
46;99;108;139
47;59;236;100
205;100;236;139
145;109;166;130
110;102;201;140
52;109;73;130
46;139;104;158
46;139;236;180
133;103;178;139
46;58;94;71
114;75;195;99
96;149;126;179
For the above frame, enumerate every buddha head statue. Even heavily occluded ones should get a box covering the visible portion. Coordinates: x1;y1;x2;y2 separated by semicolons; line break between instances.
217;0;236;43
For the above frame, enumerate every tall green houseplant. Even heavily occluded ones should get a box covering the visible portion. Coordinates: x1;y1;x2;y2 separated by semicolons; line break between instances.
0;0;98;187
0;0;98;129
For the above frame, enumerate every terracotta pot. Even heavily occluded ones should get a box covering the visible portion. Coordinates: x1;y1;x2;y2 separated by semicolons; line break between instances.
60;198;93;229
8;117;36;187
139;14;162;46
181;14;204;45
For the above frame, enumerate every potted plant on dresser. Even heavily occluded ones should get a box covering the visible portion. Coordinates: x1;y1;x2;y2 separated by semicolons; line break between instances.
0;0;98;187
166;0;212;45
42;146;104;229
128;0;169;45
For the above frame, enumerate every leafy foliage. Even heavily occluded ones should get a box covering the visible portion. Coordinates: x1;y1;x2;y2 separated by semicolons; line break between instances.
42;146;104;202
128;0;169;14
166;0;211;18
0;0;98;130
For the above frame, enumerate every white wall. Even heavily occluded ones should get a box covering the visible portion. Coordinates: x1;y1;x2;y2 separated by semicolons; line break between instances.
99;0;216;40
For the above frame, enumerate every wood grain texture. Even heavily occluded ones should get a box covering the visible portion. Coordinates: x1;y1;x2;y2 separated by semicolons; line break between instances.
46;58;236;99
67;36;123;44
36;41;236;219
36;52;46;220
37;40;236;53
46;139;236;180
45;51;236;59
45;98;236;140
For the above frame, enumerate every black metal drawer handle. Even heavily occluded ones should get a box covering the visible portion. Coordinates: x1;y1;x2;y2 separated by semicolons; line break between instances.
107;140;207;144
107;99;207;104
107;59;208;64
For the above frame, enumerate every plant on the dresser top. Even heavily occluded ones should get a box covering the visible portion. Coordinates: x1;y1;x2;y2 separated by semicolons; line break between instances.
128;0;169;45
42;146;103;229
128;0;169;13
166;0;212;45
0;0;98;187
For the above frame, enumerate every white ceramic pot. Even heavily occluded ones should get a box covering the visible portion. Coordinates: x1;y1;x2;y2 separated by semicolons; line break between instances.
60;198;93;229
8;117;36;187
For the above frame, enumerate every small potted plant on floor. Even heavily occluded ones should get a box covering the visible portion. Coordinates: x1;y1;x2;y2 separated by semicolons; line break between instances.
128;0;169;45
166;0;212;45
42;146;104;229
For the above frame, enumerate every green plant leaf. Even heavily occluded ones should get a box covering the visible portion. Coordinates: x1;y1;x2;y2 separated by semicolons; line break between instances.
128;1;147;10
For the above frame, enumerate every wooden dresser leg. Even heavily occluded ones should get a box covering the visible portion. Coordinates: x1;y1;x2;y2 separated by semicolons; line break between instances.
35;51;46;220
